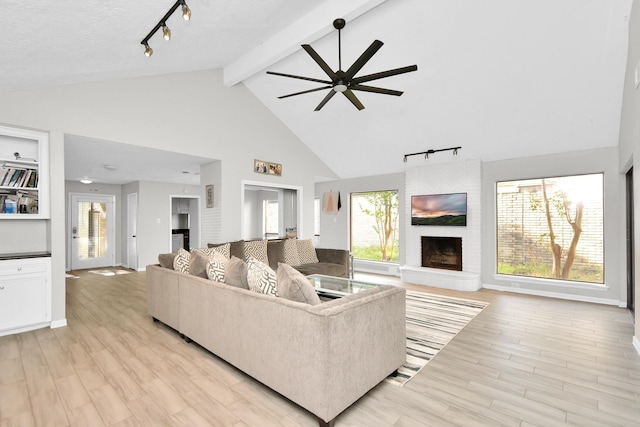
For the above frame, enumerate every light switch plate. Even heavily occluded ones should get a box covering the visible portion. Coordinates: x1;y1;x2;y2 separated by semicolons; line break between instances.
635;62;640;89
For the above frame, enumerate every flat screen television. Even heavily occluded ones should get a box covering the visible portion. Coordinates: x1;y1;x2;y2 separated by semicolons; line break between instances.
411;193;467;226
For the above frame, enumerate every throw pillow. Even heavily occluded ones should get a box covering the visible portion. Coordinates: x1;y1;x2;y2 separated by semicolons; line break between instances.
246;257;278;296
296;239;319;264
277;263;321;305
283;239;302;266
224;256;249;289
243;240;269;264
206;258;226;282
158;252;177;269
173;248;190;273
189;252;210;278
202;243;231;259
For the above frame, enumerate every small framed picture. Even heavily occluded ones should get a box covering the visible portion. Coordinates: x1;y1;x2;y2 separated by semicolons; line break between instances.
206;184;214;208
254;159;269;174
268;162;282;176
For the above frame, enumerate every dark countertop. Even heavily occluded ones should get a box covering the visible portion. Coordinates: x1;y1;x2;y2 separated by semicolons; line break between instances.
0;251;52;261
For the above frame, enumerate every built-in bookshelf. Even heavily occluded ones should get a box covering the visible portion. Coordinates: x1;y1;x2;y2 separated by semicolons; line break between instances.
0;125;49;219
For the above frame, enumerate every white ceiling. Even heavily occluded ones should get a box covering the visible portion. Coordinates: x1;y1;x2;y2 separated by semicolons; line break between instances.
0;0;634;183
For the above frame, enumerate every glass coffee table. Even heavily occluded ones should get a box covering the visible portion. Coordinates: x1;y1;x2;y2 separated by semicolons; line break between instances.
306;274;381;298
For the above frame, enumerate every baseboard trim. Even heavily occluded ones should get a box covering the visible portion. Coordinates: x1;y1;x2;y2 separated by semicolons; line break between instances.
50;319;67;329
482;284;623;306
633;336;640;356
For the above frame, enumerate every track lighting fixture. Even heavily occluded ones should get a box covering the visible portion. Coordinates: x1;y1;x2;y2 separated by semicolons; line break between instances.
140;0;191;57
143;43;153;57
403;146;462;163
182;3;191;21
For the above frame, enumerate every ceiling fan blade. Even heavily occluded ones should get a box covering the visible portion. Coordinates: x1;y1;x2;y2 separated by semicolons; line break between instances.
302;45;338;80
314;90;337;111
266;71;332;85
350;84;404;96
342;89;365;110
278;86;333;99
351;65;418;84
344;40;384;80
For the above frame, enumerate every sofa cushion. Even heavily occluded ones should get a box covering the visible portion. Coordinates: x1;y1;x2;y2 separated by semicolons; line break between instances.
173;248;191;273
267;240;285;270
277;263;321;305
224;256;249;289
283;239;301;266
244;240;269;264
158;252;177;269
294;262;347;278
246;257;278;296
296;239;319;264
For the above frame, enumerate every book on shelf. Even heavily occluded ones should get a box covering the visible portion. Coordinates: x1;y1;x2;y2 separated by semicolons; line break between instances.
0;167;38;188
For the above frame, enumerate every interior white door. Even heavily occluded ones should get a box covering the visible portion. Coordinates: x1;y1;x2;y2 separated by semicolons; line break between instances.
127;193;138;270
70;194;115;270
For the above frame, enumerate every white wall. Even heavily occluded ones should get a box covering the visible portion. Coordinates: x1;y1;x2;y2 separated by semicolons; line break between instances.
618;0;639;348
482;147;623;305
405;160;482;274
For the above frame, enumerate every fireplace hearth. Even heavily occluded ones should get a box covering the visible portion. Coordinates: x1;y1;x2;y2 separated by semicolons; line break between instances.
421;236;462;271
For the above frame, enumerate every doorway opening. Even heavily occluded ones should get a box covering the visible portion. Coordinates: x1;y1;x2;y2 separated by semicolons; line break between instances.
169;195;201;251
241;181;302;240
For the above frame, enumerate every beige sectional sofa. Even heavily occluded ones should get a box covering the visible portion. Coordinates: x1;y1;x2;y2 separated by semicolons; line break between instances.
146;264;406;426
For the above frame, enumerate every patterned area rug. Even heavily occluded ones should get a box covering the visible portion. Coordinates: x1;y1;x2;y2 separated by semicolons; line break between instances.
386;290;489;387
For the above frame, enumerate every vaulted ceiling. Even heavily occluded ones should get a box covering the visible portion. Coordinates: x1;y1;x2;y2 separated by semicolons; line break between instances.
1;0;633;182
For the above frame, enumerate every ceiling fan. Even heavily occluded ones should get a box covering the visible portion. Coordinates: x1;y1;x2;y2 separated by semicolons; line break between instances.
267;18;418;111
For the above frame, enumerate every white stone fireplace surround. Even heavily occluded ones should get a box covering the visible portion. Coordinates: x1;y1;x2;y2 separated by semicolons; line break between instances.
401;159;482;291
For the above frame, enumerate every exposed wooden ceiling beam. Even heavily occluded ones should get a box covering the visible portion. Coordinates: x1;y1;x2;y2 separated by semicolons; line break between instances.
223;0;388;87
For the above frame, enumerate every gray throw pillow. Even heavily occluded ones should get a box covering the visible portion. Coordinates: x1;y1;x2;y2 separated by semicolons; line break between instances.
158;252;177;269
189;252;209;278
277;263;321;305
224;256;249;289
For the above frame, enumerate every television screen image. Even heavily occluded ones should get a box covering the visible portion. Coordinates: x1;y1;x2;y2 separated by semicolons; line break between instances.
411;193;467;226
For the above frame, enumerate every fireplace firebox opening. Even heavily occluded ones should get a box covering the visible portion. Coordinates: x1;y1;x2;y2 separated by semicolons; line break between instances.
421;236;462;271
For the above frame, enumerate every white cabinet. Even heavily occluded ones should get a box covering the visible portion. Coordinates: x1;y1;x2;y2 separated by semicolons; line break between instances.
0;125;50;219
0;256;51;336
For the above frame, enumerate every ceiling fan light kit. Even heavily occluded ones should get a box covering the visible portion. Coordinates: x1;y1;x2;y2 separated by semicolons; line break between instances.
140;0;191;57
267;18;418;111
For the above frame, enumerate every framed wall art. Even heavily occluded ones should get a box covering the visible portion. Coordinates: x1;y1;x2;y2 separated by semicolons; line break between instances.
254;159;282;177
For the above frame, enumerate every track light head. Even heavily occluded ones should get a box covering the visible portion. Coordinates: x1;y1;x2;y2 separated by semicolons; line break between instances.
162;24;171;40
143;43;153;57
181;2;191;20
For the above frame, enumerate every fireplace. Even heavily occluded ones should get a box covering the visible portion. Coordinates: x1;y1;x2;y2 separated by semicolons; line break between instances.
421;236;462;271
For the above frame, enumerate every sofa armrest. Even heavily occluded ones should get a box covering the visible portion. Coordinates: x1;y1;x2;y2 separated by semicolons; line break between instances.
146;264;181;331
315;248;349;266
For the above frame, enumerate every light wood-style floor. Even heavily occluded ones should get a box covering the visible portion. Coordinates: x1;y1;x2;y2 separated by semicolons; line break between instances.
1;269;639;426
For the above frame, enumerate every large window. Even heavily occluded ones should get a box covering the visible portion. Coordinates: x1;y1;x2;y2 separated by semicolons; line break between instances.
496;174;604;283
350;191;399;262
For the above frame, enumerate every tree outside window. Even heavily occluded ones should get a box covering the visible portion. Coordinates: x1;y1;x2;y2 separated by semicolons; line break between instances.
496;173;604;283
350;191;399;262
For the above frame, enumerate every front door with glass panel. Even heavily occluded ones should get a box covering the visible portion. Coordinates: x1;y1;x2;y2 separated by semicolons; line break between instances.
70;194;115;270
